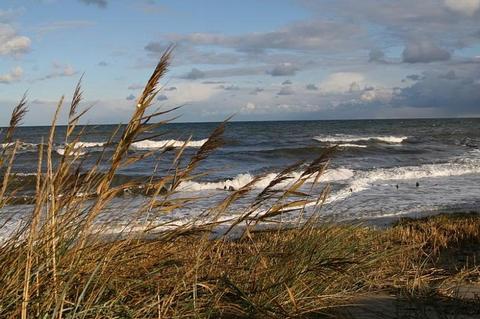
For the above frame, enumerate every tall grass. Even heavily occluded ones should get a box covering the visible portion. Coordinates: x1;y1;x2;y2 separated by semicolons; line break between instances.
0;49;479;318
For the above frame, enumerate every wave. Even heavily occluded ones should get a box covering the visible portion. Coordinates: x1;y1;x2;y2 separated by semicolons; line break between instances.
470;149;480;155
70;142;105;148
177;168;354;192
336;143;367;148
56;141;106;156
178;158;480;205
313;135;408;144
130;139;208;150
1;141;107;156
177;159;480;199
1;142;39;153
3;138;206;155
328;159;480;203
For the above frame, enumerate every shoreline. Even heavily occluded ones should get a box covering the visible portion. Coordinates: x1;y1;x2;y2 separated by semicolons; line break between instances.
358;207;480;228
108;207;480;239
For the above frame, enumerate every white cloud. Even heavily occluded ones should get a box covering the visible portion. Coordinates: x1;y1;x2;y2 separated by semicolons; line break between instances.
319;72;366;93
35;62;77;81
360;87;393;103
0;23;31;56
444;0;480;16
0;66;23;84
165;83;219;105
60;64;76;76
168;20;365;53
34;20;95;35
241;102;256;113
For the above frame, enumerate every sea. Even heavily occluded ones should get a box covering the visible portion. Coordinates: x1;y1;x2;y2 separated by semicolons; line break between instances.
1;118;480;235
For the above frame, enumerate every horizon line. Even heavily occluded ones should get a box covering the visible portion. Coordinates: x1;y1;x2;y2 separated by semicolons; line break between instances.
2;116;479;128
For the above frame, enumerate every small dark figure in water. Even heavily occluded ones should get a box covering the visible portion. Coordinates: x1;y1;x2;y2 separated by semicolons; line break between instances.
349;188;353;192
223;185;227;190
395;184;399;189
228;186;235;191
416;182;419;188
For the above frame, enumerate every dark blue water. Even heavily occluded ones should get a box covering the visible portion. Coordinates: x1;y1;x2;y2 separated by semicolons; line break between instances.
2;119;480;226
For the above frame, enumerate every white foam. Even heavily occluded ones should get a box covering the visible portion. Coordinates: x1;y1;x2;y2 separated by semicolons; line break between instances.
328;160;480;203
177;168;354;192
10;172;37;177
56;148;81;156
470;149;480;156
337;143;368;148
130;139;208;150
56;141;105;156
71;142;105;148
1;142;38;151
313;135;408;144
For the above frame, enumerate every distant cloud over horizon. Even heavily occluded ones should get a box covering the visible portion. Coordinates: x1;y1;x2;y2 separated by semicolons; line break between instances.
392;66;480;113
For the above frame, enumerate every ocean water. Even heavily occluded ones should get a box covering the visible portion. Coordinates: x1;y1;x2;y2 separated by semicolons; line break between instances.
1;118;480;232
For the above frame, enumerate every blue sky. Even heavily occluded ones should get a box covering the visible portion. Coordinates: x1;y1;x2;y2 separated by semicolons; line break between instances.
1;0;479;125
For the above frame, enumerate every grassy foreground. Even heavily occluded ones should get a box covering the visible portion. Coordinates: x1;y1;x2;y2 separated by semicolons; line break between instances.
1;49;479;318
2;212;480;318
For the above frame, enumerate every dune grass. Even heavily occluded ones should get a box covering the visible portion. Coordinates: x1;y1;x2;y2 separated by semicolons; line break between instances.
0;49;479;318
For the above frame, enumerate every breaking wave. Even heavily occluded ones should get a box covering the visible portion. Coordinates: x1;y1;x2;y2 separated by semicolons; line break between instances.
1;142;39;153
130;139;208;150
313;135;408;144
178;158;480;207
177;168;354;192
2;139;207;155
328;159;480;203
336;143;368;148
56;142;106;156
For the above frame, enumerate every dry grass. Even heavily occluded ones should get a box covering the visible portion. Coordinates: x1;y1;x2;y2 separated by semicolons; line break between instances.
0;49;479;318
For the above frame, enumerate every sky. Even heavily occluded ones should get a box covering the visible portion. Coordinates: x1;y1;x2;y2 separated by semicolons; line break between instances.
0;0;479;125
